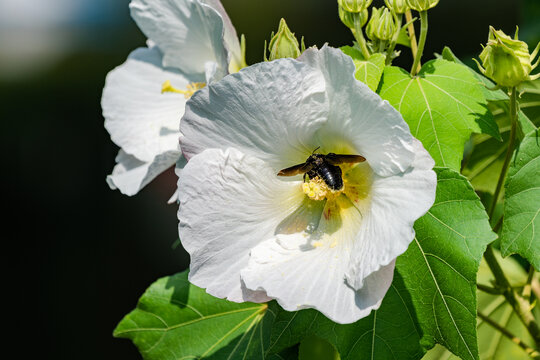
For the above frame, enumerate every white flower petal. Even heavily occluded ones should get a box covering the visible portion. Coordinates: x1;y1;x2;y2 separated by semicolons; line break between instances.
103;46;188;163
177;147;309;302
345;139;436;289
241;233;396;324
299;46;416;177
130;0;228;78
180;59;328;169
204;61;218;83
168;155;188;204
107;149;180;196
176;46;437;324
201;0;242;71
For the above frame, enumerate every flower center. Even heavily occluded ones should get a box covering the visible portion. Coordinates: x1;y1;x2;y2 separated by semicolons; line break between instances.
302;177;343;201
161;80;206;99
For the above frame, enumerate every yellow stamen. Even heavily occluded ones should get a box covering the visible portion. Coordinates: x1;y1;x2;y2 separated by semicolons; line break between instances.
161;80;206;99
302;177;342;201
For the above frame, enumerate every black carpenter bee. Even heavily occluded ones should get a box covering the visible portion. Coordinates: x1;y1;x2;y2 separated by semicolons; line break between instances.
277;148;366;191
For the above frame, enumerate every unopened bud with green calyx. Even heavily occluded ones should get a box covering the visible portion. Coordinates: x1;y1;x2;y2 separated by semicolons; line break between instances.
385;0;409;14
339;6;368;30
365;7;382;40
337;0;373;13
376;7;395;40
476;26;540;87
406;0;439;11
366;7;395;41
265;18;303;61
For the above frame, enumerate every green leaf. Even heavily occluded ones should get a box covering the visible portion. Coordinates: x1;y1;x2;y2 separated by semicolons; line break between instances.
267;271;425;360
397;167;497;360
397;26;412;48
341;46;386;91
440;46;507;102
518;79;540;126
268;346;298;360
114;271;273;360
379;59;500;171
500;130;540;269
422;250;536;360
439;46;537;193
299;336;340;360
462;111;536;194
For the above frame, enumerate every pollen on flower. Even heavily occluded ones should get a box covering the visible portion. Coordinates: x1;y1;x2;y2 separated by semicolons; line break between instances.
161;80;206;99
302;177;342;201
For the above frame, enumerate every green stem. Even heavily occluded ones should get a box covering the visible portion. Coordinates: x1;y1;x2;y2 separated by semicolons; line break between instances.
488;87;518;219
353;14;370;59
492;215;503;233
378;40;387;53
484;247;540;348
477;283;503;295
522;266;535;302
410;10;428;76
478;312;540;359
404;10;418;63
385;14;403;65
532;275;540;300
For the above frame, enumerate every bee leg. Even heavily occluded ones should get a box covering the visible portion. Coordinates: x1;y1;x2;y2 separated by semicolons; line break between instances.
303;173;307;183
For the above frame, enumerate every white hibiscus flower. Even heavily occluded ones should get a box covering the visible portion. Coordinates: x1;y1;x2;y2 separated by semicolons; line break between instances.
177;46;437;324
102;0;244;198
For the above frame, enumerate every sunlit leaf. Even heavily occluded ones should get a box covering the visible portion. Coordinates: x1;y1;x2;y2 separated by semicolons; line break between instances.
379;59;500;171
114;271;273;359
439;47;538;195
440;47;507;103
397;167;497;360
341;46;386;91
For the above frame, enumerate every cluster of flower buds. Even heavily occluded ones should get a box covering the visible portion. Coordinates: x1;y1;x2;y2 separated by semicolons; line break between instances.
477;27;540;87
406;0;439;12
384;0;409;14
366;7;395;41
265;18;303;61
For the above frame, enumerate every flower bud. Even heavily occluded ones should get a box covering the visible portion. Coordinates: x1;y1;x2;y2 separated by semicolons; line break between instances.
375;7;395;40
365;7;382;41
339;6;368;29
477;26;540;87
385;0;409;14
337;0;373;13
406;0;439;11
366;7;395;41
266;18;302;61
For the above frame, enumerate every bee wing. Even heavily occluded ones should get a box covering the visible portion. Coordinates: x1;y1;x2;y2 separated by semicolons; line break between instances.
277;162;312;176
325;153;366;165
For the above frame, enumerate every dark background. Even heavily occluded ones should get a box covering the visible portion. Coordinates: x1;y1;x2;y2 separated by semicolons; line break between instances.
4;0;537;358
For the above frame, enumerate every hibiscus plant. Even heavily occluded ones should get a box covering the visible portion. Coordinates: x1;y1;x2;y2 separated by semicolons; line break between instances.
103;0;540;359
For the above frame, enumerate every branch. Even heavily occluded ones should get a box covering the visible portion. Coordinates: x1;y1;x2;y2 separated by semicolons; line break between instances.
484;246;540;348
478;283;504;295
404;9;419;73
478;312;540;359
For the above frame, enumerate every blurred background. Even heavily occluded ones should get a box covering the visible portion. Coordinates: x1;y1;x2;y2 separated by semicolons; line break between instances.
5;0;537;358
